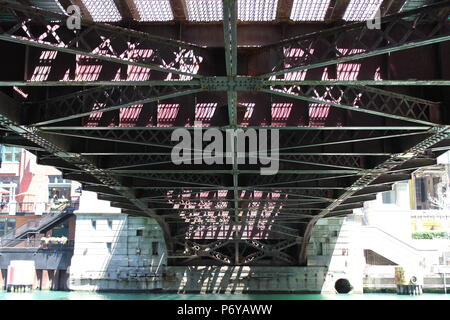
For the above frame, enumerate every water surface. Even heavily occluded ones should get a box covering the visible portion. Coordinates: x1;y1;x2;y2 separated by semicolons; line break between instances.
1;291;449;300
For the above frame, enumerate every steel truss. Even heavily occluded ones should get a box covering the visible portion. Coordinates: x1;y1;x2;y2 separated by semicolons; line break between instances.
0;0;448;266
259;1;450;78
0;0;208;78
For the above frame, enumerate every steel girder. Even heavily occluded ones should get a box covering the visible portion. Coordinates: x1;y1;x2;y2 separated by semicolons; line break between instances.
298;126;450;264
3;80;450;87
0;0;208;78
259;1;450;78
35;128;431;156
174;237;298;266
0;91;174;250
26;85;203;126
95;154;366;172
222;0;242;265
0;1;448;266
262;85;440;126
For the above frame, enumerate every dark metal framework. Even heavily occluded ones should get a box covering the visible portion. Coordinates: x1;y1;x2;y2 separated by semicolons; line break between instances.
0;0;449;265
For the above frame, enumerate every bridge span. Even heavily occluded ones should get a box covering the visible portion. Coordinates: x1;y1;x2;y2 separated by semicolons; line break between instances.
0;0;449;280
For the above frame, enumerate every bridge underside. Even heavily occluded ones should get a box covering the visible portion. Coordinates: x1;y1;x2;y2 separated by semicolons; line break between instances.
0;0;449;266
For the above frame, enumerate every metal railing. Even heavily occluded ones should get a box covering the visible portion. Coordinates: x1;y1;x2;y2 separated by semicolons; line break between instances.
47;200;79;213
0;238;75;249
0;202;9;214
0;200;79;215
0;219;40;243
0;207;76;247
17;202;39;213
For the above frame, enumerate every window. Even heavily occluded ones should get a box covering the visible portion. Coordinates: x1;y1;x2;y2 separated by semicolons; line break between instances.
152;242;159;255
432;177;441;198
316;242;323;255
52;220;69;237
92;220;97;229
48;175;70;184
382;190;396;204
107;219;113;229
0;218;15;237
136;229;143;236
48;175;72;202
415;177;427;203
1;146;21;162
106;242;112;253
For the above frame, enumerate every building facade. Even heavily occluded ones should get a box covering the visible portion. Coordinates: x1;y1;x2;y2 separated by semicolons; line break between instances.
0;145;80;237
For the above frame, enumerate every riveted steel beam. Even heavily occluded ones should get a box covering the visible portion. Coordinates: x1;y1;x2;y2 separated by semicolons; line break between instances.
223;0;240;262
0;0;447;267
38;126;431;131
200;76;263;91
241;239;298;265
109;169;365;174
0;91;174;250
0;80;202;87
28;86;203;127
100;153;367;171
261;86;439;126
299;126;450;265
3;79;450;88
0;0;208;78
39;129;179;150
260;1;450;78
264;80;450;86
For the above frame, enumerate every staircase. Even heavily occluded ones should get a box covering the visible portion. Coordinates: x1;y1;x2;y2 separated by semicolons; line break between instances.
0;208;74;247
360;226;438;267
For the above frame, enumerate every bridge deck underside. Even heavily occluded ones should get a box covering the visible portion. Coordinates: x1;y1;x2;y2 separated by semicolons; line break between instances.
0;0;449;266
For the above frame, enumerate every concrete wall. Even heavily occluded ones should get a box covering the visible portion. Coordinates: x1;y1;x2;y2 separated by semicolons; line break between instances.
67;193;378;294
0;268;69;291
68;214;167;291
163;266;328;293
360;208;413;243
68;214;360;293
306;217;365;293
0;248;73;290
364;209;412;242
363;265;450;293
0;248;73;270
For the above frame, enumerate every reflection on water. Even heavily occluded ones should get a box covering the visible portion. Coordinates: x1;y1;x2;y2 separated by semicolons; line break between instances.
1;291;450;300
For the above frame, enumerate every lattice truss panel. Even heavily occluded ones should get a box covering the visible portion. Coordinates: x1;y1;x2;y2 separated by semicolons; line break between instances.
0;0;207;79
0;0;448;266
264;2;450;77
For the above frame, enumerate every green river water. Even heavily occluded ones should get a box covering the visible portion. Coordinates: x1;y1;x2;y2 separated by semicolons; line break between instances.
0;291;450;300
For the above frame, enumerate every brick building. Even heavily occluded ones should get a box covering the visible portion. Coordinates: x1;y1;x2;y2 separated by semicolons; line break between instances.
0;145;80;239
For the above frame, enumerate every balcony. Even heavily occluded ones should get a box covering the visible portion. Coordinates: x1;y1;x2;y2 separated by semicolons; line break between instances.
0;200;80;215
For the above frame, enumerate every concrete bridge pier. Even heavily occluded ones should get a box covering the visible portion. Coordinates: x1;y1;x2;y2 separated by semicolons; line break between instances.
67;191;168;291
306;218;365;294
68;203;363;293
